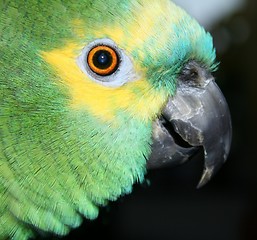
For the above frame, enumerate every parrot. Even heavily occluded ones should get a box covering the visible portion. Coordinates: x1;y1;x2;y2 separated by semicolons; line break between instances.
0;0;232;239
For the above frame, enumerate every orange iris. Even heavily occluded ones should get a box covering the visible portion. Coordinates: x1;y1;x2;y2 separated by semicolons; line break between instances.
87;45;119;76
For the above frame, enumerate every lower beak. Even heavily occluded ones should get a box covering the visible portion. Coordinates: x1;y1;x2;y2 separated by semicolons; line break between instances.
147;78;232;188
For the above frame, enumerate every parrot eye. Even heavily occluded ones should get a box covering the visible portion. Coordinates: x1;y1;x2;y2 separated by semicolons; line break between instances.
77;38;137;88
87;45;119;76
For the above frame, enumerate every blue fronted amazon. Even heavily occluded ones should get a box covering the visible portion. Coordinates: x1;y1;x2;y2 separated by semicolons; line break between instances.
0;0;232;239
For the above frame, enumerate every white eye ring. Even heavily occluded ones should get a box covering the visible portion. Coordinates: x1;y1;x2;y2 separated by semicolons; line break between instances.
77;38;138;88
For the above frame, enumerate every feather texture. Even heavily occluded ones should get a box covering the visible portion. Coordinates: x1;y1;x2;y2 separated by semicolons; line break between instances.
0;0;216;238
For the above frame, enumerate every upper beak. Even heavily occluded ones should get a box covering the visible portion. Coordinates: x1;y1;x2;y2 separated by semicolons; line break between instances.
147;66;232;188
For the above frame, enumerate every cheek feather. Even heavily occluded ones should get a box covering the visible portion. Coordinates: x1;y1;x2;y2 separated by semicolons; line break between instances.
41;43;167;122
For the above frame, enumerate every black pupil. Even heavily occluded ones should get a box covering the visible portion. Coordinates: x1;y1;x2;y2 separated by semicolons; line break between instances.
92;50;113;70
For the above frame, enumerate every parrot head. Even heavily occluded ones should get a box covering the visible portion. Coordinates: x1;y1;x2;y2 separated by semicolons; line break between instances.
0;0;232;239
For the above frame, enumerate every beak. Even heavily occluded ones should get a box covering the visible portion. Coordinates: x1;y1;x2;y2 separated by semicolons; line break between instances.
147;71;232;188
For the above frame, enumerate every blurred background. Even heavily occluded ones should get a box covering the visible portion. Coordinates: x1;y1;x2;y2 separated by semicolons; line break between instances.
63;0;257;239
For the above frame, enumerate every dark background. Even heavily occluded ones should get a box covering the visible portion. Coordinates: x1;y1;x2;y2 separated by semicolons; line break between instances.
61;1;257;239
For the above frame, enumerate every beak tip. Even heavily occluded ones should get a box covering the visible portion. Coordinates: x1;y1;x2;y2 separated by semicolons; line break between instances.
197;166;215;189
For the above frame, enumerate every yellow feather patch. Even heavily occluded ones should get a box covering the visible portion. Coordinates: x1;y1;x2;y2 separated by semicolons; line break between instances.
41;43;167;122
89;0;185;57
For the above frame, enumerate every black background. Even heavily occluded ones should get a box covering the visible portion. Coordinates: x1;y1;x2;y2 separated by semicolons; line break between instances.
60;1;257;239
